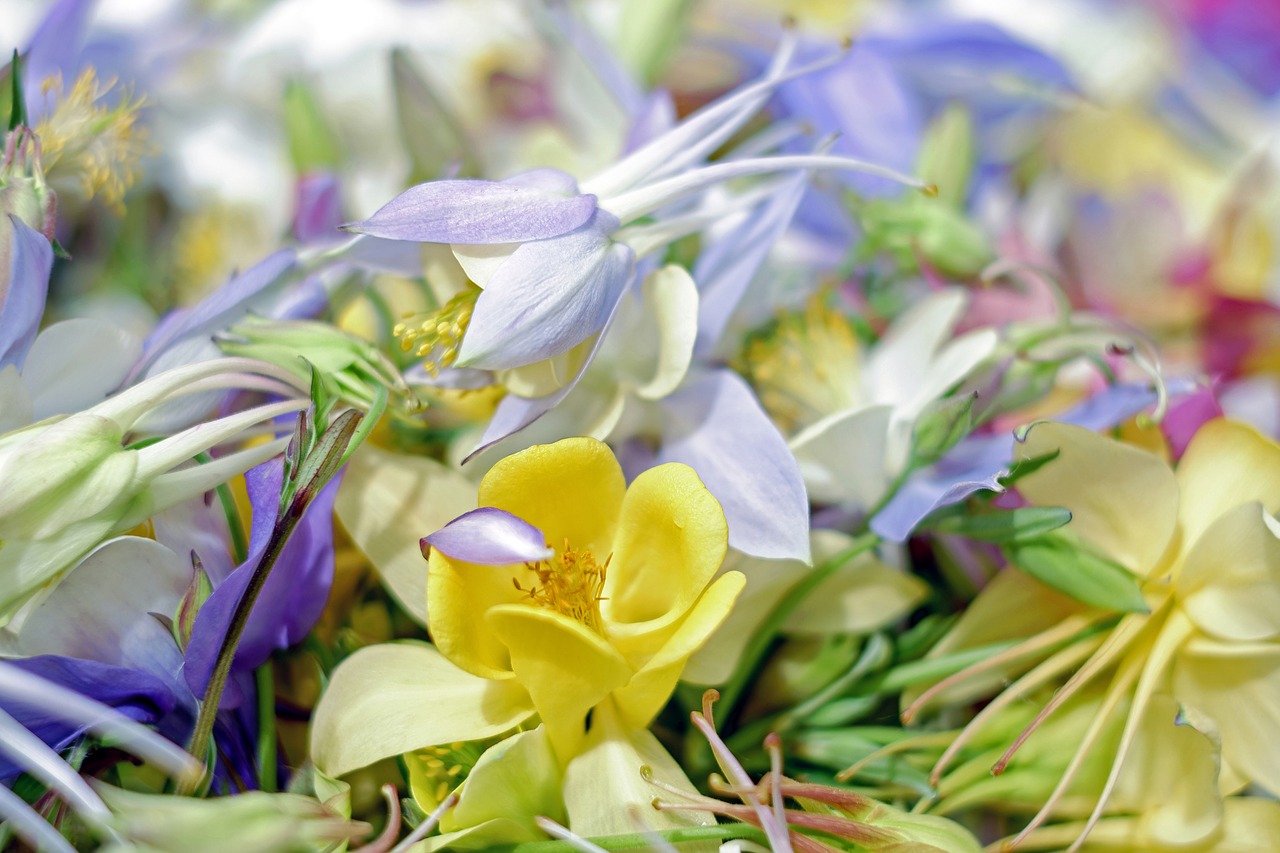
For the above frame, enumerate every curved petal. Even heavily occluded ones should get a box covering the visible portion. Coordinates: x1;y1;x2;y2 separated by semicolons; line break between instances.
344;175;596;245
424;508;553;565
1176;419;1280;548
604;461;728;639
1017;422;1179;576
22;319;142;421
487;606;632;762
790;404;894;508
1178;502;1280;642
612;571;745;729
866;288;967;408
1172;637;1280;795
438;726;564;832
780;552;927;636
479;437;625;560
632;265;698;400
336;444;475;626
456;216;636;370
0;218;53;371
310;641;534;779
428;550;524;681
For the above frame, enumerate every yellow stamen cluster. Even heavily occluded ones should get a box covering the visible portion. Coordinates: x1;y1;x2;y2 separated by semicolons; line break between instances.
393;287;480;375
35;68;148;213
411;741;484;808
739;290;863;432
514;540;610;632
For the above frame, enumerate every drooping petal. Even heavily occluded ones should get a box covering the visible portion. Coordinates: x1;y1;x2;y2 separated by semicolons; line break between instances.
1016;421;1179;576
563;700;714;836
336;444;475;626
487;606;632;762
1172;636;1280;794
479;437;626;560
0;218;54;371
424;507;553;565
344;171;596;245
631;265;698;400
1177;502;1280;642
1175;419;1280;548
455;214;636;370
659;369;811;562
310;641;534;779
428;550;526;681
604;461;729;643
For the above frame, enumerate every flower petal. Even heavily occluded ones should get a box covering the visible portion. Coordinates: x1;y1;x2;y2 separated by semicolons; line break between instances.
790;404;894;508
310;641;534;779
563;700;714;836
0;218;53;371
21;319;142;421
456;214;635;370
440;726;565;832
424;508;553;565
1178;502;1280;642
1172;636;1280;795
478;437;626;561
345;172;596;245
336;444;476;626
1016;421;1179;576
659;369;811;562
605;461;728;641
1175;419;1280;548
428;550;525;681
487;606;632;762
632;265;698;401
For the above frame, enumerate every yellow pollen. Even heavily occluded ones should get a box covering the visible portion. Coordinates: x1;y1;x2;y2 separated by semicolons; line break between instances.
34;68;148;213
411;741;484;807
514;539;610;631
395;287;480;375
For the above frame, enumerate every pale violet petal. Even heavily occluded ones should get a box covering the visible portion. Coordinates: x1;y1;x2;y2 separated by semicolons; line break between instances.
423;507;553;565
456;214;635;370
658;369;811;562
344;173;596;245
0;218;54;371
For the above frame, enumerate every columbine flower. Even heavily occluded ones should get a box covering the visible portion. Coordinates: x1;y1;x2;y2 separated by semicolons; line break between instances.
311;437;744;830
903;418;1280;850
344;34;927;372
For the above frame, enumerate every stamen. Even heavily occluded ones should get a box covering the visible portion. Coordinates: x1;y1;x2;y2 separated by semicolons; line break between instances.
395;287;479;376
515;540;609;631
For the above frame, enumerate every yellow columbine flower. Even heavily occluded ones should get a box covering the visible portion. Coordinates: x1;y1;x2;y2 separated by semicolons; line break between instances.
311;437;744;831
905;418;1280;851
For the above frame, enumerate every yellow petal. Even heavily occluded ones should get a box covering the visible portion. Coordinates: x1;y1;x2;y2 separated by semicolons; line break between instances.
1017;421;1179;576
310;641;534;778
445;727;565;832
562;699;714;837
428;550;524;680
1176;419;1280;548
1173;636;1280;795
336;444;476;626
603;461;728;651
487;605;633;762
1177;502;1280;642
1214;798;1280;850
612;571;746;730
479;437;625;559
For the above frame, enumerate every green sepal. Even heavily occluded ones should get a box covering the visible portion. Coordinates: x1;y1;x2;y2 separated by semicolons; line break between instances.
1006;531;1150;613
916;103;975;206
8;50;25;130
911;392;977;466
172;552;215;653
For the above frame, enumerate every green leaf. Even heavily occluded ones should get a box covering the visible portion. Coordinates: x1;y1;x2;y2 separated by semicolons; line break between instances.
8;50;25;130
930;506;1073;543
999;448;1060;486
1007;532;1149;612
283;79;341;172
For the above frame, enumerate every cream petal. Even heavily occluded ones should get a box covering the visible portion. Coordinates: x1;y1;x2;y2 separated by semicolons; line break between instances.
632;265;699;401
1176;419;1280;549
1177;502;1280;642
1017;421;1179;576
443;726;565;832
562;700;714;837
1172;636;1280;795
336;444;476;626
310;641;534;778
789;405;894;509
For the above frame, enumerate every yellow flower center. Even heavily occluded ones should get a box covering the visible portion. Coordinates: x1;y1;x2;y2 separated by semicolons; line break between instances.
393;287;479;375
35;68;147;213
408;740;486;809
513;540;610;632
740;291;863;431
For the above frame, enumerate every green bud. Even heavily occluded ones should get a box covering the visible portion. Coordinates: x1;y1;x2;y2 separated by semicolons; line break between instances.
283;80;342;173
911;391;977;467
916;104;976;207
172;552;214;653
94;784;370;853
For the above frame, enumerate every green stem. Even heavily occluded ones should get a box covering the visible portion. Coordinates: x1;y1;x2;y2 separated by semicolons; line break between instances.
255;663;277;792
494;824;765;852
716;532;879;718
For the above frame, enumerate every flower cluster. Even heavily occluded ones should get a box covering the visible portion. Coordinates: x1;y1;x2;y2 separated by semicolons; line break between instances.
2;1;1279;852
